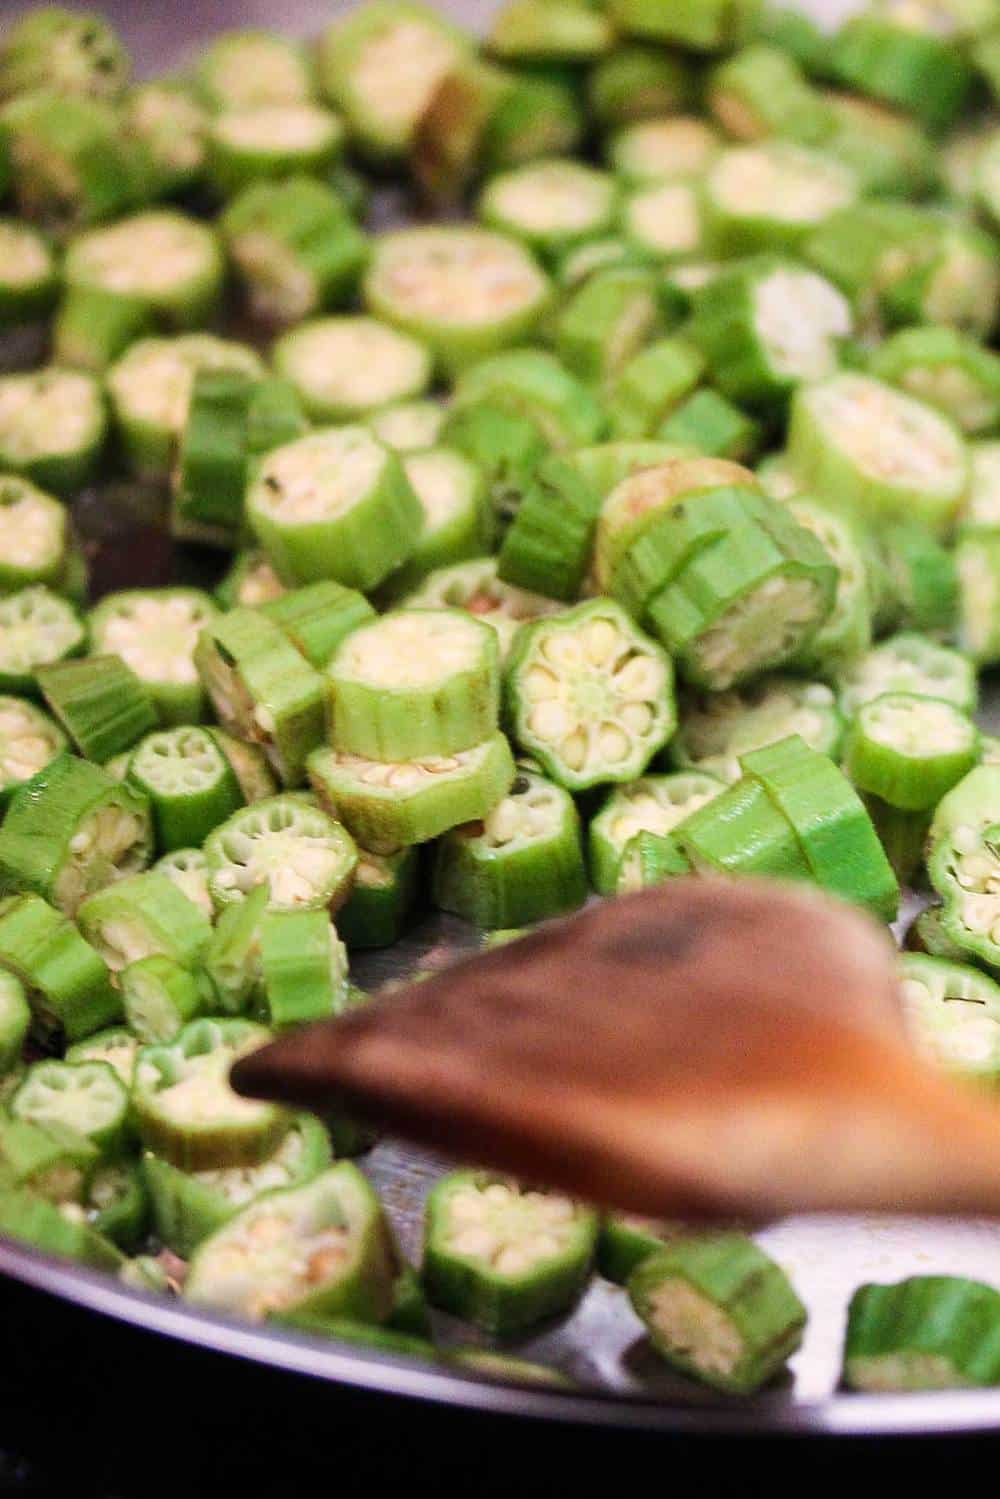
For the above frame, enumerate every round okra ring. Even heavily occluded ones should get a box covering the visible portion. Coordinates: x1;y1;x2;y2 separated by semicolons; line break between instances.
0;587;85;696
926;766;1000;970
623;180;704;264
121;954;205;1044
382;447;490;598
336;846;419;950
196;28;316;110
870;325;1000;437
205;103;345;197
257;908;348;1029
88;588;219;728
123;81;208;197
670;676;844;784
327;608;501;762
843;1276;1000;1392
706;41;833;144
153;848;214;923
0;218;58;328
957;530;1000;666
215;551;286;611
488;0;615;62
588;771;725;895
52;286;154;375
204;794;358;916
0;477;68;596
843;693;980;813
450;348;605;453
784;498;873;677
477;158;619;263
836;632;978;720
0;695;67;809
85;1160;148;1252
0;368;107;497
11;1059;130;1160
63;211;225;332
607;116;719;184
273;315;431;423
496;455;602;605
402;558;563;662
126;726;246;852
77;871;212;975
260;581;376;672
369;400;446;455
0;8;130;101
505;598;676;792
702;142;858;257
554;268;663;385
898;953;1000;1085
0;893;120;1046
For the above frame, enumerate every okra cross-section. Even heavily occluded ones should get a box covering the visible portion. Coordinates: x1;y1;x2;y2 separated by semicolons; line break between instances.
133;1017;288;1172
588;771;725;895
327;608;500;762
89;588;218;727
843;1277;1000;1392
257;908;349;1029
671;676;844;785
702;142;858;256
0;477;68;596
0;892;120;1045
837;632;977;720
898;953;1000;1085
423;1171;598;1335
63;210;224;332
843;693;980;813
0;8;130;102
0;694;66;809
77;871;211;976
204;794;358;915
403;558;563;661
273;315;431;423
12;1058;130;1161
185;1162;399;1322
153;848;213;923
927;766;1000;970
126;726;246;853
505;598;675;792
121;954;204;1044
0;585;85;696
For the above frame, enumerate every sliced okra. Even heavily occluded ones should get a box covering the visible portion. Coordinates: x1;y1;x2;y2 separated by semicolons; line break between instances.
121;954;205;1045
260;581;375;672
880;519;958;638
123;80;207;197
402;558;562;661
605;338;706;442
257;909;348;1029
307;732;516;854
687;256;851;408
0;368;106;496
423;1171;598;1334
926;766;1000;969
363;226;553;379
207;729;278;806
703;142;857;258
505;598;676;792
958;530;1000;666
0;478;68;597
609;0;760;51
589;771;725;895
0;694;66;809
960;441;1000;533
89;588;218;728
273;315;430;424
823;91;937;198
0;1178;122;1271
785;498;873;677
369;400;446;455
220;175;368;326
194;608;326;788
204;795;358;917
125;727;245;853
614;830;693;894
63;210;224;332
153;849;213;924
843;694;980;814
554;267;663;385
202;884;268;1015
327;609;500;762
84;1159;147;1251
0;752;151;917
628;1233;806;1394
451;349;605;454
496;455;602;604
0;1112;96;1203
587;46;695;128
863;795;931;888
197;29;316;111
440;401;548;530
0;7;129;101
106;333;263;480
555;236;652;290
77;871;210;978
707;41;833;145
478;158;618;264
142;1112;331;1259
658;390;760;462
870;326;1000;436
671;676;844;785
65;1025;139;1087
0;892;119;1044
133;1017;288;1171
382;449;490;599
898;952;1000;1085
883;216;999;340
831;12;973;134
599;1215;697;1285
836;632;977;720
245;428;422;593
0;218;58;328
336;847;420;950
488;0;614;60
216;551;286;612
844;1277;1000;1392
52;285;153;374
623;180;705;264
788;372;968;538
206;102;344;197
12;1058;129;1160
608;116;720;186
675;773;811;882
0;586;85;696
37;655;158;765
433;766;587;928
0;968;29;1077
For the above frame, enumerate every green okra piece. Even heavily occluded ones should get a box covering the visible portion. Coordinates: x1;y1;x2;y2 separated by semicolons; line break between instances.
751;2;833;77
880;519;958;638
0;7;129;102
504;598;676;793
898;952;1000;1086
0;586;85;697
785;497;873;678
37;655;158;766
837;632;977;720
327;608;500;762
369;400;446;455
488;0;614;61
615;830;693;893
0;218;58;328
607;115;719;185
0;1113;97;1203
598;1215;698;1285
588;45;694;128
862;795;930;888
88;588;219;728
202;883;268;1016
378;447;491;600
958;529;1000;666
656;390;761;463
216;551;286;612
204;795;358;917
0;892;119;1044
823;91;938;199
197;28;315;111
843;694;980;814
496;455;602;603
260;582;375;672
257;909;348;1030
205;102;344;198
142;1111;331;1260
926;766;1000;970
843;1277;1000;1391
958;440;1000;535
555;236;653;290
609;0;760;51
589;771;725;896
483;71;584;175
273;315;431;424
740;734;899;920
84;1160;148;1252
186;1162;399;1322
77;871;211;979
195;609;326;789
0;1177;123;1271
336;847;419;950
0;968;30;1077
671;676;844;786
63;209;224;332
605;339;706;442
220;175;368;326
402;557;562;663
308;732;516;854
0;752;151;917
478;158;619;265
364;226;553;379
0;694;67;810
451;349;605;454
433;766;587;928
440;401;548;531
702;142;857;258
133;1017;288;1172
831;14;973;135
554;267;663;385
121;954;205;1045
628;1233;806;1394
65;1025;139;1088
675;772;811;882
11;1057;130;1160
422;1171;598;1335
0;367;106;497
123;79;208;197
153;848;214;924
0;478;69;597
707;42;834;146
52;286;153;374
622;179;705;265
126;726;246;852
869;326;1000;437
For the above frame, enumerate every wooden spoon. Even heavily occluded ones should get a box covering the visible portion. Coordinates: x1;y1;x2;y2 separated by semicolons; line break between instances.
232;878;1000;1220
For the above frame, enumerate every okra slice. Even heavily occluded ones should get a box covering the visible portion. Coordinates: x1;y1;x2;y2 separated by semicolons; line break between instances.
554;267;663;385
843;1277;1000;1392
787;372;968;537
245;428;421;594
63;210;223;332
703;143;857;257
926;766;1000;968
870;326;1000;437
88;588;218;728
628;1234;806;1394
823;90;938;198
880;519;958;638
451;349;605;454
379;449;489;600
0;753;151;916
0;218;57;328
837;632;977;719
215;551;286;612
864;795;931;887
363;226;553;379
440;402;548;530
206;103;344;197
488;0;614;61
740;734;899;920
196;29;315;112
154;848;213;925
0;7;130;102
0;1178;122;1271
843;694;980;814
0;695;66;809
204;795;358;917
257;909;348;1030
958;530;1000;666
0;478;68;597
0;368;105;497
121;954;204;1045
0;1113;96;1202
123;80;207;197
898;952;1000;1084
831;11;973;134
106;334;263;480
369;401;446;456
142;1112;331;1259
0;892;119;1044
37;655;157;766
672;676;844;785
478;159;618;264
556;236;652;290
614;830;693;893
0;587;85;697
658;390;760;463
674;773;810;882
608;116;720;186
609;0;760;51
433;766;587;928
317;0;468;162
336;847;419;950
959;440;1000;533
505;599;675;792
125;727;245;853
12;1058;129;1160
202;884;268;1016
327;609;500;762
194;609;326;788
599;1215;696;1285
259;582;375;673
588;771;725;895
220;176;368;326
606;338;706;442
65;1025;138;1088
623;181;705;265
84;1159;147;1251
402;558;563;662
423;1172;598;1335
0;969;29;1077
77;871;210;977
687;257;851;408
208;730;278;807
588;47;695;128
186;1161;397;1321
785;498;873;677
707;41;833;145
133;1017;287;1172
52;285;153;374
307;732;515;854
496;455;602;604
273;316;430;425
